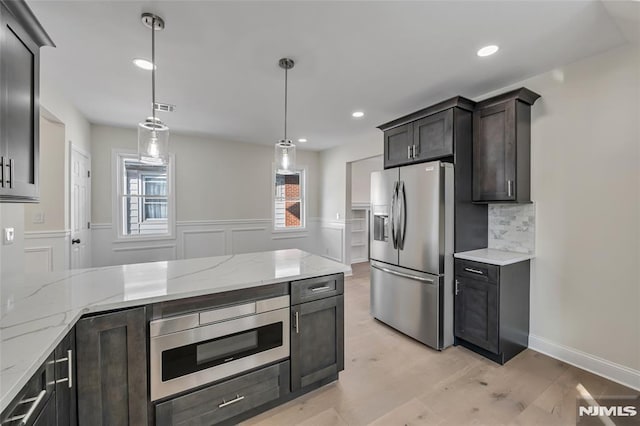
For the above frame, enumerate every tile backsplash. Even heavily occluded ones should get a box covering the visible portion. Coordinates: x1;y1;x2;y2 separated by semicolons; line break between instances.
488;203;535;254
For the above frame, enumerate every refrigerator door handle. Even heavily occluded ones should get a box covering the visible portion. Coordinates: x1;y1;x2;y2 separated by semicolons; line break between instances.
398;181;407;250
390;181;398;249
371;264;435;284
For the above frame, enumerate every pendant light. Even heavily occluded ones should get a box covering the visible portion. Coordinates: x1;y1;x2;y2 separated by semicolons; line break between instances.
275;58;296;174
138;13;169;165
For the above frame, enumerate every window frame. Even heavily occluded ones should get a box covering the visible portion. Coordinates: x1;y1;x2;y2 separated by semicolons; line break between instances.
112;149;176;242
272;165;307;233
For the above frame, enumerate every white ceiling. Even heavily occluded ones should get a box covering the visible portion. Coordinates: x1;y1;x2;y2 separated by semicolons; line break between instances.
29;0;631;151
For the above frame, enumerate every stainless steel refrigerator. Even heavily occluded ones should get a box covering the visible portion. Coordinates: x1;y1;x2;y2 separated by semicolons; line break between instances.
369;160;454;350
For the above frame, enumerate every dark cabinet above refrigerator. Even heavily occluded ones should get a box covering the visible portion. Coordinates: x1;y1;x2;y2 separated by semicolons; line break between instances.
378;96;475;170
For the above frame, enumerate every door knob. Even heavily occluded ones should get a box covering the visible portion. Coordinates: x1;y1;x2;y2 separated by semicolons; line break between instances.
71;238;81;244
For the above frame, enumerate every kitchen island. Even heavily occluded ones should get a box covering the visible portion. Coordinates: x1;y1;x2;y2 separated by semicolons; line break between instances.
1;249;350;424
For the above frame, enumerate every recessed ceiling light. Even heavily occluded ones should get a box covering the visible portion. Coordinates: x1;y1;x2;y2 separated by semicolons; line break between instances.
477;45;499;57
133;58;155;70
298;138;307;143
352;111;364;118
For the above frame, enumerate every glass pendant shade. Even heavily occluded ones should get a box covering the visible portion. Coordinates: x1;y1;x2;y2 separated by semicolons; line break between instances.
275;139;296;174
138;117;169;164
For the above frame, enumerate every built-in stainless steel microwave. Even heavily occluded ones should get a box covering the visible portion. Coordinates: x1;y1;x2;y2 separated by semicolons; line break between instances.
150;295;290;401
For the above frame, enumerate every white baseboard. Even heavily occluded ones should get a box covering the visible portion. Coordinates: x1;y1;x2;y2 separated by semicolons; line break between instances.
529;334;640;391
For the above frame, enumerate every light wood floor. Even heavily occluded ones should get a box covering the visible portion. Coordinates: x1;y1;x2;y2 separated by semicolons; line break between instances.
242;262;638;426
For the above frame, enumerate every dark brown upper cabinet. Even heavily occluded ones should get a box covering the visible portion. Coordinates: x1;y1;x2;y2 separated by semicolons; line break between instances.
379;96;474;169
472;88;540;203
412;109;453;162
0;0;54;202
383;123;413;169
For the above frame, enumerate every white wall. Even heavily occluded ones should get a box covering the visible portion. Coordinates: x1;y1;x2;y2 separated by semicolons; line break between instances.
316;43;640;388
319;131;382;221
0;69;91;278
505;44;639;385
24;117;66;232
351;156;383;205
90;125;323;266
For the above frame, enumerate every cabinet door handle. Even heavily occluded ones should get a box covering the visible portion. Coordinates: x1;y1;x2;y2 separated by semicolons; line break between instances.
218;394;245;408
310;286;331;293
294;311;299;334
412;144;418;159
6;158;14;188
407;145;412;159
0;157;4;188
455;280;460;296
464;267;484;275
507;180;513;197
14;390;46;425
67;349;73;389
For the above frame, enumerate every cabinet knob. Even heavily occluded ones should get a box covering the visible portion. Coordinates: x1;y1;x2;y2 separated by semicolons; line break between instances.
72;238;81;245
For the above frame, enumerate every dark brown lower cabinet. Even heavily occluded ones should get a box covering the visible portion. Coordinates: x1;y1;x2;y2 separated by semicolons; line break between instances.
454;275;499;353
290;295;344;391
76;307;148;426
54;330;76;426
454;258;530;364
156;361;290;426
32;392;57;426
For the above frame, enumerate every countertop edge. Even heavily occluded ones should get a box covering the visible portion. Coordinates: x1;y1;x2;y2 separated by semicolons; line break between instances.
454;250;534;266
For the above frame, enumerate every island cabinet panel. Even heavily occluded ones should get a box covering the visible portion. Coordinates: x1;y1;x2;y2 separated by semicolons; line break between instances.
76;307;148;426
155;361;290;426
290;295;344;392
0;354;55;426
32;393;57;426
54;330;77;426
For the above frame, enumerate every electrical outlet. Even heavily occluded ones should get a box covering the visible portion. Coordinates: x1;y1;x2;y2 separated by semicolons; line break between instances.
3;227;15;245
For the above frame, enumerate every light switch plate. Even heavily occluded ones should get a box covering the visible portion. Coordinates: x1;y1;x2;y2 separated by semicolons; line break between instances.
3;227;15;245
32;212;45;224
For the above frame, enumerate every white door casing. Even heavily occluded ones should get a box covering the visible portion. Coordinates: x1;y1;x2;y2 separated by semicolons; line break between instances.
71;146;91;269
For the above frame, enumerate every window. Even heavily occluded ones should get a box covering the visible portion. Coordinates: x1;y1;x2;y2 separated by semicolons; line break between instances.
274;169;305;230
115;152;174;238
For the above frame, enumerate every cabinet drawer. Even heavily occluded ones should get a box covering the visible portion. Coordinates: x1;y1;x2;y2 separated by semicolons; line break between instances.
155;361;289;426
1;354;54;426
291;274;344;305
455;259;498;283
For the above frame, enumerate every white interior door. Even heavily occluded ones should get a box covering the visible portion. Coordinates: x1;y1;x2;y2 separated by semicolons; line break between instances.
71;146;91;269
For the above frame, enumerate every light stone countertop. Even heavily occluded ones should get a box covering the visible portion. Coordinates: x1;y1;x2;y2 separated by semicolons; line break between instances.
454;248;534;266
0;249;351;412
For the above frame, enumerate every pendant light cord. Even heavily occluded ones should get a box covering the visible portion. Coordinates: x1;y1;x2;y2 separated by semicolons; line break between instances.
283;66;288;141
151;16;156;123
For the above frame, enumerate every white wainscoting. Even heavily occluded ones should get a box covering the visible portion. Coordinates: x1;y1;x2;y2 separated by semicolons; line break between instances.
316;219;346;263
23;230;70;273
91;219;340;267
